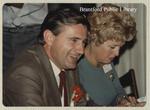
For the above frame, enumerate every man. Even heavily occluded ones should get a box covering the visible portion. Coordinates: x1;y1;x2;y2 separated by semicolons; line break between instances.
3;8;89;106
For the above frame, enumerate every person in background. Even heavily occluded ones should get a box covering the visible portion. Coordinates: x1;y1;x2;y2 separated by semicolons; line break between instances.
3;7;89;106
3;3;48;73
77;3;143;106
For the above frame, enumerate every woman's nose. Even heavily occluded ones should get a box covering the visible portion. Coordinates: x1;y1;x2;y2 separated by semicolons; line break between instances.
114;49;119;57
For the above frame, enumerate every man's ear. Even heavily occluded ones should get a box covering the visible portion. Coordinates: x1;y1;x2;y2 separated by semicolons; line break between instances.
43;29;55;46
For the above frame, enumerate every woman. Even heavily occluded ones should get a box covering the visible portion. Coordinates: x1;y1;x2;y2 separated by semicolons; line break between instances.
77;4;139;106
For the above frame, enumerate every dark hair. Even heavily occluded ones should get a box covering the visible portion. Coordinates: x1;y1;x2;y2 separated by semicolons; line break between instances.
38;7;90;45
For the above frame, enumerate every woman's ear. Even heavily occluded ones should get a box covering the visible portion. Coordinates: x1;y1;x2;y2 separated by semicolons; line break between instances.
43;29;55;46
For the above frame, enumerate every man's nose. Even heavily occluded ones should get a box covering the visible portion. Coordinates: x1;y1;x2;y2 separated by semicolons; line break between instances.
76;43;84;55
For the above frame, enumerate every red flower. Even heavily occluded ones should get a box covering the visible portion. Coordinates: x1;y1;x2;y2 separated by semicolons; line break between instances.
72;85;85;103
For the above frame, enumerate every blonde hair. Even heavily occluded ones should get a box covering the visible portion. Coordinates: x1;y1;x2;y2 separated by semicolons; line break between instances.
87;3;137;46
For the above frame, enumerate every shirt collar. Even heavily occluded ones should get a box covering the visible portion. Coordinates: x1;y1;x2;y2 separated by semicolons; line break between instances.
49;60;60;77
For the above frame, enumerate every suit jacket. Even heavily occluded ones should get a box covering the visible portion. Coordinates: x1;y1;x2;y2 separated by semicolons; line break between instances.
3;45;86;106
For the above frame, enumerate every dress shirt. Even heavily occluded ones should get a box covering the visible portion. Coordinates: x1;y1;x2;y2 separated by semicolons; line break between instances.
49;60;65;106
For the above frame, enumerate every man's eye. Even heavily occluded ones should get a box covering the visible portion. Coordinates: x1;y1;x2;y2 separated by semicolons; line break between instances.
110;46;115;49
72;39;78;42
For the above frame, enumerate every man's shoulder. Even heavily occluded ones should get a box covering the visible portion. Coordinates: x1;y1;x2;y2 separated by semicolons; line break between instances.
6;45;45;75
16;45;43;63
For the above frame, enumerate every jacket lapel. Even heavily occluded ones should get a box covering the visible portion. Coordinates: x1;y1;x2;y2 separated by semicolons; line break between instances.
66;70;87;106
35;45;61;106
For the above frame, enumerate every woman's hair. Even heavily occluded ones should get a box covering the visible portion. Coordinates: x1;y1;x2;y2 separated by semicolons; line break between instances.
87;3;137;46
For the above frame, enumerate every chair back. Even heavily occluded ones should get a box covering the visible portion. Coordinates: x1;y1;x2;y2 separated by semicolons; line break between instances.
119;69;139;98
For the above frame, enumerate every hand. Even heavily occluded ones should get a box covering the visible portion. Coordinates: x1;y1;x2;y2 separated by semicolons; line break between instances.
117;96;138;106
127;96;146;106
136;102;146;107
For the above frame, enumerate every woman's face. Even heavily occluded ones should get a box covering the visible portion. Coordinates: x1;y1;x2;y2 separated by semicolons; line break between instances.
91;40;124;65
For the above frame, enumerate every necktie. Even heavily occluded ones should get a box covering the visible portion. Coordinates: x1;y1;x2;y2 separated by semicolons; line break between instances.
59;71;68;106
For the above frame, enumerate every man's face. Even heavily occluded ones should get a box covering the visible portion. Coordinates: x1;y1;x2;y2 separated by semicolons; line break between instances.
47;24;87;69
92;40;124;65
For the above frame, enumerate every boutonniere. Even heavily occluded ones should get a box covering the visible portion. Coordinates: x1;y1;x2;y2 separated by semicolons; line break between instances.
71;85;85;103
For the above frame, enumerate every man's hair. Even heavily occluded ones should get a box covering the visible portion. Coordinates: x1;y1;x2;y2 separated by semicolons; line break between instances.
38;7;90;45
87;3;137;46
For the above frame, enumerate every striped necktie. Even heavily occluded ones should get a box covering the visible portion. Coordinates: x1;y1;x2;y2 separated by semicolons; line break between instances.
59;71;68;106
